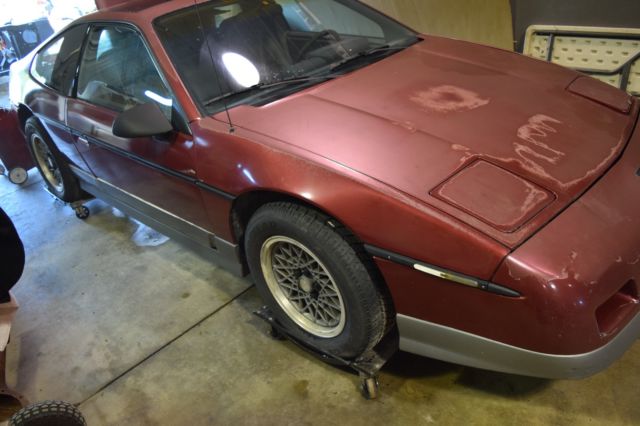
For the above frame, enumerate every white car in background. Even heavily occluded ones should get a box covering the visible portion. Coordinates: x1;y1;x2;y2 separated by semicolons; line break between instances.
0;0;95;31
47;0;97;31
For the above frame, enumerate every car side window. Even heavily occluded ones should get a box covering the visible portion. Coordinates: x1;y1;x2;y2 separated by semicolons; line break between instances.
76;25;173;120
31;24;88;96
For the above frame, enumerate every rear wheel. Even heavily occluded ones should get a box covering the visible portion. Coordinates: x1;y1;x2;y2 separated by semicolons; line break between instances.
245;202;393;359
25;117;82;202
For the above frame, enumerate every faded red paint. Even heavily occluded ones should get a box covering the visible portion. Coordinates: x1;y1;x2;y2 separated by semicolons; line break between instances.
12;0;640;358
492;123;640;353
431;160;554;233
410;85;490;113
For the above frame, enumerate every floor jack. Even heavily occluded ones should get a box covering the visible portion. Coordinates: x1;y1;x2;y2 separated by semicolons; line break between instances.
254;306;398;400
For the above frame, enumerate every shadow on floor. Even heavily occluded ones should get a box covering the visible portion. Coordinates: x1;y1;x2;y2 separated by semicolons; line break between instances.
235;289;551;401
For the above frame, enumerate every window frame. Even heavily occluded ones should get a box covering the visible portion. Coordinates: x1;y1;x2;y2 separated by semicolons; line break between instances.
75;21;191;135
29;24;90;97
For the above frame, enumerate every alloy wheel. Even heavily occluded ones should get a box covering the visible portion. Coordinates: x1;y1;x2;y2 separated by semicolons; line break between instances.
31;134;64;193
260;236;346;338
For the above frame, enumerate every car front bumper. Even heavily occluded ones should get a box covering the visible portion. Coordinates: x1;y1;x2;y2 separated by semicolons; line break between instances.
397;310;640;379
373;116;640;378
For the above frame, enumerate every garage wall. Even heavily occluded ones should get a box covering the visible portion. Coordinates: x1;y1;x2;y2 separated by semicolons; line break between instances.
511;0;640;52
361;0;514;50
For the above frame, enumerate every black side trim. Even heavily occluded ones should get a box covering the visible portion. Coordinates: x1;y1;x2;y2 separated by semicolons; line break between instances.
38;115;236;201
40;116;70;132
71;164;246;276
80;134;236;201
365;245;521;298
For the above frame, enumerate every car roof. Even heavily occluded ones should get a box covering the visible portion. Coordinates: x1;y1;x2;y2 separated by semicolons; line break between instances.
81;0;196;24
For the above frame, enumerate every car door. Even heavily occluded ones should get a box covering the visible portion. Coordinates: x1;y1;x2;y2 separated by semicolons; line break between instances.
27;24;91;171
65;24;213;233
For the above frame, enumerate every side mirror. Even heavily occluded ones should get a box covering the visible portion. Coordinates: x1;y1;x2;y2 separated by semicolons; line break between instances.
112;103;174;138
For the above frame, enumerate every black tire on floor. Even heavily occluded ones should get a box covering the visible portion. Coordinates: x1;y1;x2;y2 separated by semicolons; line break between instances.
24;117;82;202
9;400;86;426
245;202;394;359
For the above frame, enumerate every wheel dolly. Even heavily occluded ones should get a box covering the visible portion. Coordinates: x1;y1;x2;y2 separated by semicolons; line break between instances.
254;305;398;400
42;187;92;220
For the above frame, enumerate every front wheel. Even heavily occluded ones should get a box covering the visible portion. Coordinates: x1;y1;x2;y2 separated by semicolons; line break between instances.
245;202;393;359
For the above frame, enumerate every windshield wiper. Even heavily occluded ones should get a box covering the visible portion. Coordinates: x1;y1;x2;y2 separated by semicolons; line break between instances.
329;38;420;73
203;75;337;107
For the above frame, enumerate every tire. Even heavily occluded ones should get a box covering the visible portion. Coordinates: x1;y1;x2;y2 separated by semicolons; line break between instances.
9;400;86;426
25;117;82;202
245;202;393;359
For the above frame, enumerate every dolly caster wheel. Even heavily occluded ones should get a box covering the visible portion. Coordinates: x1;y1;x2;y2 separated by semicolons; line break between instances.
74;206;90;220
8;168;28;185
360;376;379;400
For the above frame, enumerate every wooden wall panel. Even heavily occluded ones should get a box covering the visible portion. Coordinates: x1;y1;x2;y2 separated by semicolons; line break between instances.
362;0;514;50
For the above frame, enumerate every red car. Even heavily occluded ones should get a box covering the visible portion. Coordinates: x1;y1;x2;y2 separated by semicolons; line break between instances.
8;0;640;378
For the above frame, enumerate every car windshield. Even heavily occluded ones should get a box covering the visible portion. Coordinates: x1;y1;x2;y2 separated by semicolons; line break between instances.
154;0;418;114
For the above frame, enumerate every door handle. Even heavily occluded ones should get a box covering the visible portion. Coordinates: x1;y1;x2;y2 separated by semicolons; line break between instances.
78;136;90;147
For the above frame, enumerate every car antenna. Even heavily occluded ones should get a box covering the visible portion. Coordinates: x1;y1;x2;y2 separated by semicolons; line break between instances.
193;0;236;134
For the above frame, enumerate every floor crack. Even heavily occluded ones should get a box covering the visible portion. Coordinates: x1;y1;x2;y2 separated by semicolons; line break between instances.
76;285;254;407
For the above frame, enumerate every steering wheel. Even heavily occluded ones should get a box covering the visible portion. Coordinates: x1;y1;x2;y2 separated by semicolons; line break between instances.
295;29;342;62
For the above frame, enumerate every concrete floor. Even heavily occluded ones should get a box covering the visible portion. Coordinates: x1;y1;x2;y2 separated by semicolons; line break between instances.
0;171;639;425
0;62;639;424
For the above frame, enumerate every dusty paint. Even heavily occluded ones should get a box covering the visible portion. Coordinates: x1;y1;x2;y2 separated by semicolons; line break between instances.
451;144;471;152
411;85;490;113
392;120;418;133
506;265;522;281
516;115;565;164
520;184;549;214
492;113;627;194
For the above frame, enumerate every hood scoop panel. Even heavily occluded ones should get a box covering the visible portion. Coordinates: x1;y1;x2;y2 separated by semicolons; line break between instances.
431;161;555;233
567;77;633;114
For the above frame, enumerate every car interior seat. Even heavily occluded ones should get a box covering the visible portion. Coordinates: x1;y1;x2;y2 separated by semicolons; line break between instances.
211;0;292;83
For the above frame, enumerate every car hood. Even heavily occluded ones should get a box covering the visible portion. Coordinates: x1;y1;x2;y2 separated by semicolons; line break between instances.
223;36;639;247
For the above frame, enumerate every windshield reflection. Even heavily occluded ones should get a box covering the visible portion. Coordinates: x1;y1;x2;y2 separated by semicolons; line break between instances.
222;52;261;88
156;0;418;112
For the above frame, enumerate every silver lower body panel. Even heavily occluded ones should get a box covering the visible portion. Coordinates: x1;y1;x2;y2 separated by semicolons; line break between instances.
70;165;245;277
397;312;640;379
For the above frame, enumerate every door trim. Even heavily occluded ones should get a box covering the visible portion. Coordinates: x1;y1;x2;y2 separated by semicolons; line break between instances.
38;115;236;201
70;164;246;276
